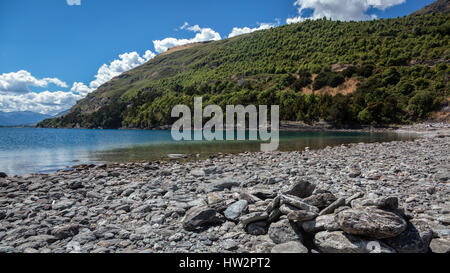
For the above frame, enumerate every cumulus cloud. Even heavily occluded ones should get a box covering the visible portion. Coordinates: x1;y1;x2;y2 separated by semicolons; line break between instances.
153;22;221;53
286;0;406;23
89;50;156;89
0;90;83;115
66;0;81;6
0;70;68;94
228;23;277;38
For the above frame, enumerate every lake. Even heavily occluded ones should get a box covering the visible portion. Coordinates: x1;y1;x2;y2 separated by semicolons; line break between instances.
0;128;417;176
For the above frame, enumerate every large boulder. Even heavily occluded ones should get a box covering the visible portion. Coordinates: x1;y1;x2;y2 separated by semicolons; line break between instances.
337;207;407;239
182;206;222;231
383;219;433;253
314;231;396;253
268;219;303;244
283;180;316;198
224;200;249;221
271;241;309;253
0;172;7;178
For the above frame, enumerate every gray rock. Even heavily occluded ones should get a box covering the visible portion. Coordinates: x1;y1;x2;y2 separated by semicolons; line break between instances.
268;208;282;223
345;192;364;206
351;196;399;210
51;224;79;240
223;239;238;251
271;241;308;253
383;219;433;253
0;172;8;178
314;231;396;253
52;200;75;210
268;219;303;244
436;171;449;182
284;180;316;198
224;200;249;221
287;210;318;222
304;192;337;208
248;187;278;200
240;212;269;226
280;195;319;213
319;198;345;216
246;221;268;235
205;178;240;193
69;180;83;190
191;169;206;177
302;214;340;233
182;206;221;231
337;207;407;239
239;192;261;204
430;238;450;253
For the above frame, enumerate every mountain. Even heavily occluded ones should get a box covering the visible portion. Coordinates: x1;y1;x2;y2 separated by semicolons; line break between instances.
38;12;450;129
0;111;52;127
411;0;450;16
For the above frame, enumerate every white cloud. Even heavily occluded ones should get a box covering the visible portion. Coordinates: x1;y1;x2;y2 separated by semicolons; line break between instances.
66;0;81;6
286;0;406;23
153;23;221;53
228;23;277;38
0;90;83;115
70;82;92;96
0;70;68;94
89;50;156;89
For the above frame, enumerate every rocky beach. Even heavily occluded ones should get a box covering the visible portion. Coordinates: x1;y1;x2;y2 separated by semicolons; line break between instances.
0;124;449;253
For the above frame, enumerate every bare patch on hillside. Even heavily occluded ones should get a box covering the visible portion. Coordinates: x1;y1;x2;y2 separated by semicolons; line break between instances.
302;77;360;96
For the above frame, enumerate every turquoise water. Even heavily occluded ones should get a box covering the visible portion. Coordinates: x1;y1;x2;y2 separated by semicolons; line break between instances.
0;128;416;176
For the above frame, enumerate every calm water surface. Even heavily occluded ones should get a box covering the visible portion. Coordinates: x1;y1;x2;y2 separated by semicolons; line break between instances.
0;128;416;176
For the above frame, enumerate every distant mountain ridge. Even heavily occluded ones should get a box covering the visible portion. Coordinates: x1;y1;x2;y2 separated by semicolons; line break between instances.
411;0;450;15
0;111;52;126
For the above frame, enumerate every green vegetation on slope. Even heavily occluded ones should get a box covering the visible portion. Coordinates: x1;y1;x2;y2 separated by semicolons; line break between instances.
39;13;450;129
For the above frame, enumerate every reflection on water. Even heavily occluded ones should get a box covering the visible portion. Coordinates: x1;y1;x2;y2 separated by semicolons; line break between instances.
0;128;417;176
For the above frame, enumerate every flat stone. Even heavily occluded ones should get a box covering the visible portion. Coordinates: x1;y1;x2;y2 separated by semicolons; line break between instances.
302;214;340;233
319;198;345;216
304;192;337;208
280;195;319;213
287;210;318;222
430;238;450;253
351;196;399;210
51;224;79;240
224;200;249;221
240;212;269;226
205;178;240;193
337;207;407;239
52;200;76;210
314;231;396;253
268;219;303;244
271;241;308;253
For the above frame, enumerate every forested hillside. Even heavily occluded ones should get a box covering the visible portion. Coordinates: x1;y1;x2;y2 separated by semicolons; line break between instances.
38;12;450;129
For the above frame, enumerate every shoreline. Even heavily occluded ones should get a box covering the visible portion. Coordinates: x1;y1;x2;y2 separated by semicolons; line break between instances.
0;124;449;253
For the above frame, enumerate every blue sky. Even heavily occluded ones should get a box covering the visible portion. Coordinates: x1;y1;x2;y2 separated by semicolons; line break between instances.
0;0;436;114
